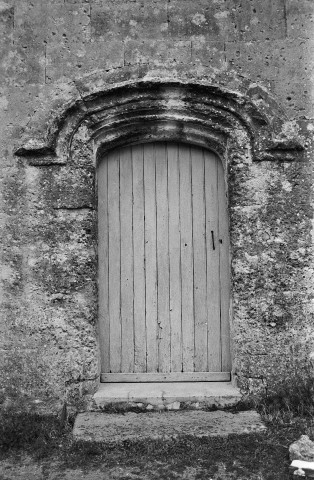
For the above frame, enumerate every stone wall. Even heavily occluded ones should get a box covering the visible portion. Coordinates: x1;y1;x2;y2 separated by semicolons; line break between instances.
0;0;313;412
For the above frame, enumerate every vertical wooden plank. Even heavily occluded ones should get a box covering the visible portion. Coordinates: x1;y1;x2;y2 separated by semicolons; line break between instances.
179;144;194;372
144;143;158;372
120;147;134;373
107;150;121;373
98;157;110;372
132;145;146;373
156;142;170;373
192;148;207;372
205;151;221;371
167;143;182;372
217;159;231;371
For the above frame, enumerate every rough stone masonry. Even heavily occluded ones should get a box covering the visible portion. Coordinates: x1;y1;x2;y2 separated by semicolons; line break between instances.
0;0;314;413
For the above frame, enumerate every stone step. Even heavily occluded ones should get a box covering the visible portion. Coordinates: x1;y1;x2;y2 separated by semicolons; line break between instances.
73;410;266;444
92;382;242;411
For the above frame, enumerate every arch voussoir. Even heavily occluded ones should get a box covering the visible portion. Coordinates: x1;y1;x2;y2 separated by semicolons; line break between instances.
15;78;304;165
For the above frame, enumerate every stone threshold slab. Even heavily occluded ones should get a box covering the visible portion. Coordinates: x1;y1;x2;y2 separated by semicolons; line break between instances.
93;382;242;410
73;410;266;443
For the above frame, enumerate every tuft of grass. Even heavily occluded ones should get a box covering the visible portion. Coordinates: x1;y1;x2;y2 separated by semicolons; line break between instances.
257;358;314;419
0;410;73;458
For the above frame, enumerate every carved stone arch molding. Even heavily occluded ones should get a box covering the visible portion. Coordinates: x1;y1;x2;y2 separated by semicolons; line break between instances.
12;70;306;395
15;75;304;165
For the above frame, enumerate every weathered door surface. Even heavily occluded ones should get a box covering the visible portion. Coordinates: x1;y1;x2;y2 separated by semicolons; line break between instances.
98;142;230;382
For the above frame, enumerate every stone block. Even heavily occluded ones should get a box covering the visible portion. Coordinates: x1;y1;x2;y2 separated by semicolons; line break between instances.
91;0;168;42
93;382;242;409
166;401;181;410
2;2;91;86
35;165;95;210
290;436;314;462
0;3;14;46
0;82;83;160
14;2;91;44
124;39;165;65
225;41;280;82
28;235;97;295
71;124;95;168
73;410;266;443
236;344;312;382
191;39;226;70
124;39;192;67
0;86;40;139
286;0;314;39
46;40;124;83
273;38;314;116
168;0;286;42
166;40;192;65
168;0;237;41
276;38;314;80
233;0;286;41
273;78;314;120
226;39;314;118
1;319;98;400
0;44;45;87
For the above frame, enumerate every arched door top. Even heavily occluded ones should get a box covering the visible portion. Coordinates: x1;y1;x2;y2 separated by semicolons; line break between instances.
15;77;304;167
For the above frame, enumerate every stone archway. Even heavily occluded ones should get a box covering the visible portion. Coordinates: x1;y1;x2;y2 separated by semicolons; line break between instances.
15;78;303;166
15;72;304;405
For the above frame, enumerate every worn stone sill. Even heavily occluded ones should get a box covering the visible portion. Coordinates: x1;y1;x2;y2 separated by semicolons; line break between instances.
92;381;242;411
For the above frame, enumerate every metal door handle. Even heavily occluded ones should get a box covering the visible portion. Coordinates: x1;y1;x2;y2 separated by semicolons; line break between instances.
211;231;215;250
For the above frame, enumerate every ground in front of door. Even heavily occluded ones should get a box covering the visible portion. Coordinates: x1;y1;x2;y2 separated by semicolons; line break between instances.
1;409;311;479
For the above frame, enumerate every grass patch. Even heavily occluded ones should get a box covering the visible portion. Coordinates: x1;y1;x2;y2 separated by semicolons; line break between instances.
264;357;314;415
2;362;314;479
0;408;310;479
0;410;73;458
260;377;314;419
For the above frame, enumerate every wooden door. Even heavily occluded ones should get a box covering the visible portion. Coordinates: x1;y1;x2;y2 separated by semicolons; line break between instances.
98;142;230;382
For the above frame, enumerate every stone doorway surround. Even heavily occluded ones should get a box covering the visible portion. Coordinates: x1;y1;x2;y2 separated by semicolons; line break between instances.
15;67;304;409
